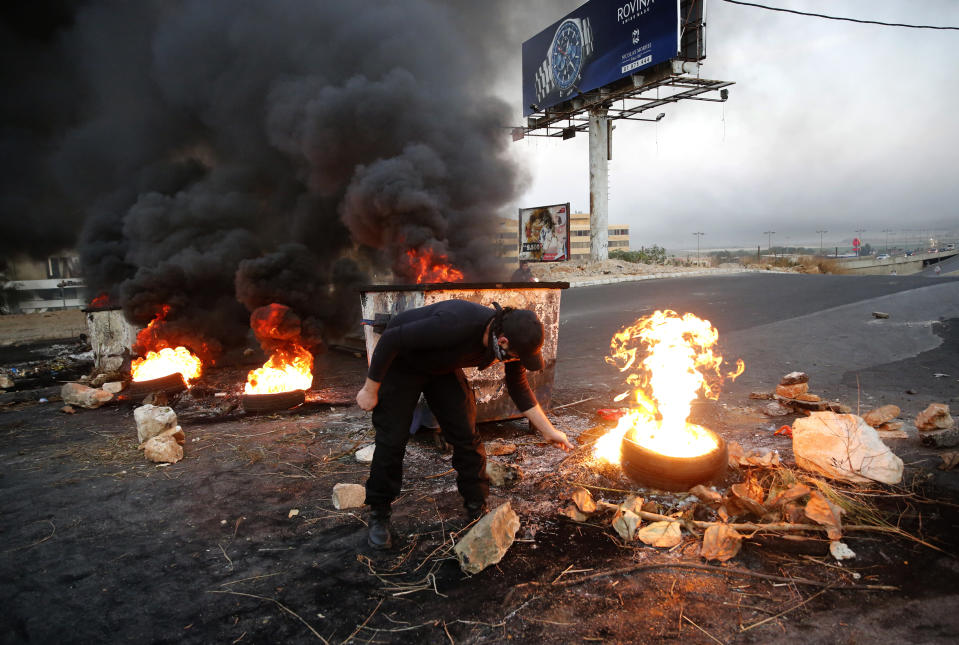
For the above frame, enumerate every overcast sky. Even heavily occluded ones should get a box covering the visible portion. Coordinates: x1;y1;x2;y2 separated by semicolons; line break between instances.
502;0;959;252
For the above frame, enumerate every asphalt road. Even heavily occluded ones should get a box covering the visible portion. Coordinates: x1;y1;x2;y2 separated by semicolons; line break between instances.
556;272;959;414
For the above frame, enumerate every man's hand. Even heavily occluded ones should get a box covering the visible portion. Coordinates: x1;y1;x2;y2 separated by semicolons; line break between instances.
523;404;575;452
356;378;380;411
539;425;575;452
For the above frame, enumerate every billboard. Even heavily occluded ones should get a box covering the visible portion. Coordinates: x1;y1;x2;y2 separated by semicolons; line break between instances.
522;0;680;116
518;203;570;262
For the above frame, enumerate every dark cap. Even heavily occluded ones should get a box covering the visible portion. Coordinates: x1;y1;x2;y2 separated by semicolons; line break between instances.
502;309;545;371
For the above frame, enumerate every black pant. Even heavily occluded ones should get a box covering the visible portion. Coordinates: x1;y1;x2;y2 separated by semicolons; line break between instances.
365;359;488;509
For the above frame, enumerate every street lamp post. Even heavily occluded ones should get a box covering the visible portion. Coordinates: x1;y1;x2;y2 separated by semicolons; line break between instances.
882;228;893;253
763;231;775;258
817;229;827;256
693;232;704;266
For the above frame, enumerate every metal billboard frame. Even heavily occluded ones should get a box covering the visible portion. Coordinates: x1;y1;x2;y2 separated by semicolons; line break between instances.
514;1;732;262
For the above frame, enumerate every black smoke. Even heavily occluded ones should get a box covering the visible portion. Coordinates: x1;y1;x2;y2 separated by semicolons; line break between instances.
1;0;529;356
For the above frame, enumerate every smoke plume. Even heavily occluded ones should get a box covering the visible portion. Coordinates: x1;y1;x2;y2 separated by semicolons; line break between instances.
1;0;528;356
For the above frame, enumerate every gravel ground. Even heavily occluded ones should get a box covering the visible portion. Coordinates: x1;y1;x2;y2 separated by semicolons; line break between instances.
0;310;88;346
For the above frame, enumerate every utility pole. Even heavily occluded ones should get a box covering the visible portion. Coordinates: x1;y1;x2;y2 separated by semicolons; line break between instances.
588;107;609;262
693;232;704;266
882;228;893;253
763;231;775;258
816;230;827;256
855;228;866;256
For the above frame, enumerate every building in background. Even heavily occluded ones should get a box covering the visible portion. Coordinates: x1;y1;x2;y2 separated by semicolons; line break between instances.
495;217;519;262
495;212;630;263
1;252;87;313
569;212;630;261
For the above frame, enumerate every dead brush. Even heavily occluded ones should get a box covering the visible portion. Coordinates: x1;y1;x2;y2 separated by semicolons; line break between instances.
755;464;943;552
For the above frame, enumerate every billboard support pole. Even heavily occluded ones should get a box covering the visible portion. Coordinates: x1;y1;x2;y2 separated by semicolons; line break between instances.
589;106;609;262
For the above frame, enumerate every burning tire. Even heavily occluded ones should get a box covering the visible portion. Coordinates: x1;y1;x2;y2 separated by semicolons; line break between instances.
620;431;727;492
241;389;306;413
124;372;187;399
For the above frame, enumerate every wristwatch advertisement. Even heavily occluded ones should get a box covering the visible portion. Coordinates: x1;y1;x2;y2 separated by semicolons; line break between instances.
534;17;594;105
522;0;681;117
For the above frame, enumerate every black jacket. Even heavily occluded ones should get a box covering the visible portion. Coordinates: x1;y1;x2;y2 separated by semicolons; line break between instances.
367;299;537;412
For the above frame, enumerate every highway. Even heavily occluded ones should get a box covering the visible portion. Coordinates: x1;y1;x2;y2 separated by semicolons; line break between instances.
557;272;959;413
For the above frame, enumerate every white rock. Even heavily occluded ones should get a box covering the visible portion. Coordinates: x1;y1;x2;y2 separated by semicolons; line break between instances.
829;541;856;561
354;445;375;463
0;374;14;389
142;432;183;463
60;382;114;409
134;404;178;444
332;483;366;510
454;502;520;574
102;381;126;394
792;412;903;485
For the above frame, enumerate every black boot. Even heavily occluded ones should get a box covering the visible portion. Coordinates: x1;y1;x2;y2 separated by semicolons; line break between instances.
464;500;489;523
367;506;393;550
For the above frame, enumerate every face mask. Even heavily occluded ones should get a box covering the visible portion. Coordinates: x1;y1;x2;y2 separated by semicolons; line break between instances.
491;330;509;362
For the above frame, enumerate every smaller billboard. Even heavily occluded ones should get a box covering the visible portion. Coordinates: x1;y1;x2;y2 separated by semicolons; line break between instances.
518;203;570;262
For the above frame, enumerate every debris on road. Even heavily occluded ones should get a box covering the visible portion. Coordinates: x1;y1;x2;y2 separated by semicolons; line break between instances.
454;502;519;574
792;412;904;484
863;404;901;428
354;444;375;463
142;427;185;463
60;382;114;409
485;439;517;456
637;520;682;548
332;483;366;510
571;486;597;514
830;541;857;560
915;403;958;448
102;381;125;394
611;507;641;541
915;403;954;431
486;460;524;487
700;524;743;562
938;452;959;470
134;404;178;444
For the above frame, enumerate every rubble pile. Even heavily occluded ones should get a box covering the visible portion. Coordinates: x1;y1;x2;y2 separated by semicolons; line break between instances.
752;372;848;417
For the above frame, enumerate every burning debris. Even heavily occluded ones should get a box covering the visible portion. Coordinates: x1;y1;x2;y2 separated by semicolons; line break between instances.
3;1;526;367
592;310;743;490
130;306;203;387
404;248;465;284
244;304;314;396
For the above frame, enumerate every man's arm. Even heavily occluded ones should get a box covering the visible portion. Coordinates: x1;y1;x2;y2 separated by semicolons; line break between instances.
522;403;574;451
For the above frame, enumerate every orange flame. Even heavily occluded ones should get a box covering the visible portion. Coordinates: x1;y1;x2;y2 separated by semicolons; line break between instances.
245;345;313;394
89;292;111;309
131;305;203;383
593;310;744;463
406;248;464;284
132;347;202;383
